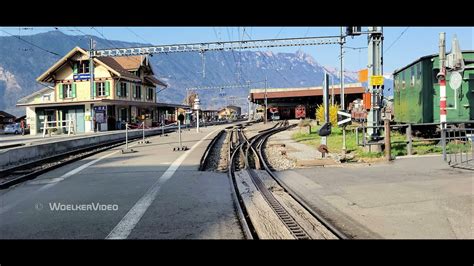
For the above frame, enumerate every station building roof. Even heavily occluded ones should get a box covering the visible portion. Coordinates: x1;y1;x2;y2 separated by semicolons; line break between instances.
249;83;365;101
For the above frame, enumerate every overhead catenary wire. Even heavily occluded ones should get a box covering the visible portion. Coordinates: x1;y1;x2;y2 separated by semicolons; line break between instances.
53;27;83;49
214;27;245;87
209;27;253;110
243;30;293;87
125;27;151;44
304;27;311;38
124;27;218;90
90;27;142;65
274;27;285;39
0;29;61;57
384;27;409;55
226;27;246;85
120;27;191;84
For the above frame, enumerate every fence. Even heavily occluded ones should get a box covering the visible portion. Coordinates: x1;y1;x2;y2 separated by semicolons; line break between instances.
41;117;76;138
442;126;474;170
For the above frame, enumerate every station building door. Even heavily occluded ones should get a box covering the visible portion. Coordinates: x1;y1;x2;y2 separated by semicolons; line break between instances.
63;106;85;133
36;108;56;134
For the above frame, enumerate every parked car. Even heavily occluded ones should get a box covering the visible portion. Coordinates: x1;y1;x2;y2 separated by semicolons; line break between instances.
4;123;20;134
271;114;280;121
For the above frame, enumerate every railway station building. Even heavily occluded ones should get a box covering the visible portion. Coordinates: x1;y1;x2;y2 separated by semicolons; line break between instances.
249;83;365;120
17;46;187;135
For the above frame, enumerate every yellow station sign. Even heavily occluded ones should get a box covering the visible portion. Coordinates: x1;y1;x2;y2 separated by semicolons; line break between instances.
370;75;384;86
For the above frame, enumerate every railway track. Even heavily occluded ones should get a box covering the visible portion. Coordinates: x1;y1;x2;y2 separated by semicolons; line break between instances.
225;121;348;239
0;125;182;189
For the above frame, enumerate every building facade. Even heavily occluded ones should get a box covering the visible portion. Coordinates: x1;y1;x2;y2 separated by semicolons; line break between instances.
16;47;179;135
218;105;242;120
249;83;365;119
0;110;16;130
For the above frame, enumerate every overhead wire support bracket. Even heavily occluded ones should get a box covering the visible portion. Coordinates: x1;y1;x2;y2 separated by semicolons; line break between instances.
93;36;341;57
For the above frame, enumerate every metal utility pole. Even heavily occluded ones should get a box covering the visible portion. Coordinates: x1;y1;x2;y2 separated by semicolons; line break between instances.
89;38;95;100
264;76;268;124
200;51;206;78
89;38;95;133
247;81;251;121
438;32;447;161
194;95;201;133
384;118;391;161
323;72;330;124
340;27;345;109
366;27;383;141
321;72;330;146
331;75;335;106
339;27;347;154
438;32;447;126
247;95;252;122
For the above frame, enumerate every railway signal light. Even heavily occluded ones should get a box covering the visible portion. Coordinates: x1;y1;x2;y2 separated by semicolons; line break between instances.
318;122;332;137
346;26;362;36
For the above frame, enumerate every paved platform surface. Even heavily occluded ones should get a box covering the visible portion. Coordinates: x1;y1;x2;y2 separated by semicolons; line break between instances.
0;124;183;149
274;155;473;239
0;124;243;239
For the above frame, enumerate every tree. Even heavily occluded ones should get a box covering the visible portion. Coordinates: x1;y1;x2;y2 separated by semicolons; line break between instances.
183;91;197;107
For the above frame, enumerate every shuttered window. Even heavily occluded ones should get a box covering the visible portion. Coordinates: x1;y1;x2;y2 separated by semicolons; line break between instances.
96;82;106;97
120;82;127;97
134;85;141;99
147;88;154;100
62;84;73;98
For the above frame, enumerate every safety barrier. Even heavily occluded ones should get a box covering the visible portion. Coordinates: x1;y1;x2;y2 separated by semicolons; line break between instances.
441;126;474;170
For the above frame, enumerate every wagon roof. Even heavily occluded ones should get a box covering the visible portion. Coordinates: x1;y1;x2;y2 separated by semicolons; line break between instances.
393;50;474;75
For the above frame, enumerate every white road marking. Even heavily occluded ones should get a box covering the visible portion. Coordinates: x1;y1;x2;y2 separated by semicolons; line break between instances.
59;150;120;179
106;128;220;239
0;143;135;215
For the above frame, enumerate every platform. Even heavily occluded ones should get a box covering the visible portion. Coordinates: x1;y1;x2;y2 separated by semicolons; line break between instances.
274;155;473;239
0;123;243;239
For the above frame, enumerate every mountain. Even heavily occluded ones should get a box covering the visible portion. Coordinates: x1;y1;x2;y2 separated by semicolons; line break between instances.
383;74;394;97
0;31;358;116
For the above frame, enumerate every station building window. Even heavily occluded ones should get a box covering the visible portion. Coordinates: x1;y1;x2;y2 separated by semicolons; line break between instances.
119;82;127;97
78;61;89;73
134;85;142;99
147;88;154;100
63;84;73;98
96;82;110;97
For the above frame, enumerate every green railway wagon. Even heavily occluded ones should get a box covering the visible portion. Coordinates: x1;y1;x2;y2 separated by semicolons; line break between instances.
393;51;474;125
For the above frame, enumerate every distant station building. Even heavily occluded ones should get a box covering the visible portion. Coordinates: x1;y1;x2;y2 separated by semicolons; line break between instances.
201;110;219;122
0;110;16;130
218;105;242;120
16;46;187;135
249;83;365;119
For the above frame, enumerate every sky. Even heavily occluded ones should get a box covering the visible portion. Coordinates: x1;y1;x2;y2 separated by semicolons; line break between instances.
1;26;472;75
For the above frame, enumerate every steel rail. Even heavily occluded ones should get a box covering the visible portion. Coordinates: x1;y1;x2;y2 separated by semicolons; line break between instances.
255;123;349;239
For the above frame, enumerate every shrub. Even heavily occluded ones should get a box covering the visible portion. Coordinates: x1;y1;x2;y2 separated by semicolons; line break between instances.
316;103;340;127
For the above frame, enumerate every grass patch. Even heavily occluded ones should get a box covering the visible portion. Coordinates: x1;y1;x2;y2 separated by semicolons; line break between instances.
291;123;464;160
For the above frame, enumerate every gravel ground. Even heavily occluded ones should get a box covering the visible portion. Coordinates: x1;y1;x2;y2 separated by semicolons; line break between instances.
264;121;341;170
264;143;297;171
204;130;230;172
